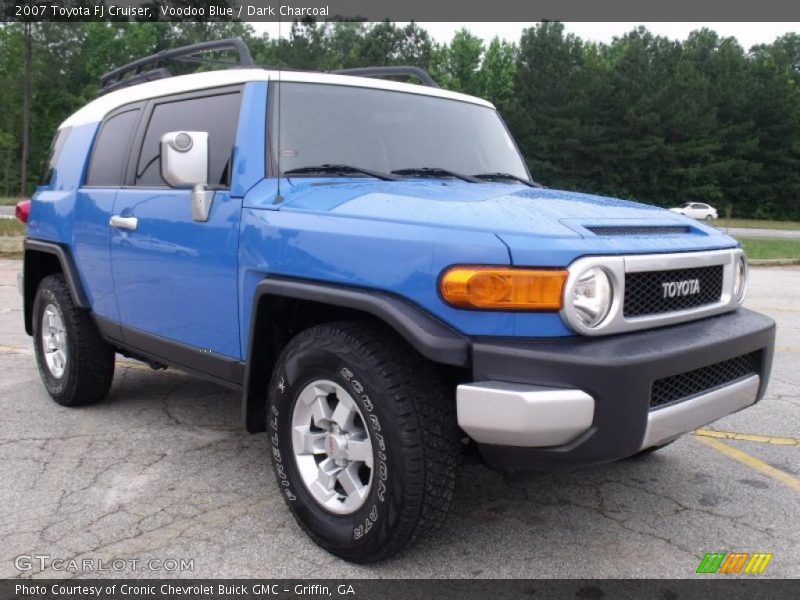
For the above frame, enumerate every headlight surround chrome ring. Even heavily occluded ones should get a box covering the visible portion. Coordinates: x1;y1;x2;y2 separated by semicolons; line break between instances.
733;254;748;304
560;258;625;335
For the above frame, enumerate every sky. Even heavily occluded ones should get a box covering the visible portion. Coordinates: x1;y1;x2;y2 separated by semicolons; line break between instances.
253;22;800;49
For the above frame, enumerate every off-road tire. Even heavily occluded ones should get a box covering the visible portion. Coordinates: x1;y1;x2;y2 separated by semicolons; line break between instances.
267;321;460;563
32;274;115;406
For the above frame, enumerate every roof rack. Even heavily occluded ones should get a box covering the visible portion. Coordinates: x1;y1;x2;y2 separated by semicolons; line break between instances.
332;66;439;88
98;39;440;97
98;38;255;96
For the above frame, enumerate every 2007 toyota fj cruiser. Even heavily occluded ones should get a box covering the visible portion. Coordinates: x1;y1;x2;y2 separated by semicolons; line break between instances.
19;39;775;562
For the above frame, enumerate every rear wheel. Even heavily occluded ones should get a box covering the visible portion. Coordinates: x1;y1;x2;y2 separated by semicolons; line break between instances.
32;274;115;406
267;321;460;562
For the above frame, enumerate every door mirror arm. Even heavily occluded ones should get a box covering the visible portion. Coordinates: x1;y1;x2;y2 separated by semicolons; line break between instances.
191;184;214;222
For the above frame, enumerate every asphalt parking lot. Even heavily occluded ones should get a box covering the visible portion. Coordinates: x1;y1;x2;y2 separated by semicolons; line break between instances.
0;259;797;579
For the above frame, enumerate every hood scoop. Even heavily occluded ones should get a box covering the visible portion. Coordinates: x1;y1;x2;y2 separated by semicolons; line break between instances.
586;225;692;236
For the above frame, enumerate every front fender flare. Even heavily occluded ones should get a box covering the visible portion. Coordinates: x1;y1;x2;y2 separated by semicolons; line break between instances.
242;277;470;432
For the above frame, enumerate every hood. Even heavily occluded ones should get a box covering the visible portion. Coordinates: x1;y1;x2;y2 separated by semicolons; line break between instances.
280;179;676;235
272;179;738;264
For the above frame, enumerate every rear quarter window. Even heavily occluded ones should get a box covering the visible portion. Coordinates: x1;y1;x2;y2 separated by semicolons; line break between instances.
86;109;140;187
38;127;70;186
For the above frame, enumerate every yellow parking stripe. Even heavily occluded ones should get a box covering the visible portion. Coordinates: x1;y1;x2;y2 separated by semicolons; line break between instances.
696;435;800;493
776;346;800;353
0;345;25;354
694;429;800;446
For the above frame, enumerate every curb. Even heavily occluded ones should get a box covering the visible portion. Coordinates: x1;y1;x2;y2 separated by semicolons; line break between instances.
749;258;800;267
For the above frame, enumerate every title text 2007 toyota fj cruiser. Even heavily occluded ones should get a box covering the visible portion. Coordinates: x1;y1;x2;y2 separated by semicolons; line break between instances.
19;39;775;562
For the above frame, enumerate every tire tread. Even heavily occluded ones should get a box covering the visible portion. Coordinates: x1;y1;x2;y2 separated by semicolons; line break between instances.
33;274;115;406
271;320;460;562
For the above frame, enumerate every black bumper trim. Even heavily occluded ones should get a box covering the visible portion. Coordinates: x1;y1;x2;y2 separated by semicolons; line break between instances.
471;309;775;471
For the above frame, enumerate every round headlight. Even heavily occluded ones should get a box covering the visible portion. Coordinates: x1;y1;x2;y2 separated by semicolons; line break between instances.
571;267;613;328
733;254;748;303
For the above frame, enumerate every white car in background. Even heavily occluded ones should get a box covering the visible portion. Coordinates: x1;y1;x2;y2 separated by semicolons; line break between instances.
670;202;718;221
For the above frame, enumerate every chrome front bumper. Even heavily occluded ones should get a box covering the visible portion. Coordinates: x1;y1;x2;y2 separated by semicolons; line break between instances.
457;375;760;450
456;382;594;447
640;375;760;450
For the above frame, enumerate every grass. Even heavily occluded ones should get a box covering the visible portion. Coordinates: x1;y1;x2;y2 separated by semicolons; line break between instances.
0;219;24;258
0;219;25;236
720;218;800;231
738;237;800;260
0;197;23;206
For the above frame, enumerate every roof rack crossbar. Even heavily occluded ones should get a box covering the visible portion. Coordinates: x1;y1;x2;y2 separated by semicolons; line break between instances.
99;38;254;96
99;68;173;96
331;66;439;88
173;55;247;68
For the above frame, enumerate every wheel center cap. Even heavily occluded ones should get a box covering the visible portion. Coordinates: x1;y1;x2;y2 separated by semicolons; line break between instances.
325;433;348;460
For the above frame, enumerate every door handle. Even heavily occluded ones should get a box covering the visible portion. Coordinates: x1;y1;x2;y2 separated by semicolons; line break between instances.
109;215;138;231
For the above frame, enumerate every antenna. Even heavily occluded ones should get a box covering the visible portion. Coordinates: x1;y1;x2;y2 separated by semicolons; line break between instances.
274;17;284;204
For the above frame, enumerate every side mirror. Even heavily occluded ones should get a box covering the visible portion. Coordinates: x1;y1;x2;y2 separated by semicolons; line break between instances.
160;131;213;222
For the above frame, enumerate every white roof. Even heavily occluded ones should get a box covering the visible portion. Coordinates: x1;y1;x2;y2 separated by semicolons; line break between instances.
60;68;495;128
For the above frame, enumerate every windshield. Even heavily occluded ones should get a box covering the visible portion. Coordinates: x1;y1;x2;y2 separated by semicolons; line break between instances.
270;82;529;181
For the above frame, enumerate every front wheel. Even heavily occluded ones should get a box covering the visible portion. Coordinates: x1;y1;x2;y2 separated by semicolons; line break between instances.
267;321;460;563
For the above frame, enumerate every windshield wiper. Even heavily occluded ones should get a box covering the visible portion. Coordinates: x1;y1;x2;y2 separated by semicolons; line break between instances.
472;172;542;187
391;167;481;183
283;164;398;181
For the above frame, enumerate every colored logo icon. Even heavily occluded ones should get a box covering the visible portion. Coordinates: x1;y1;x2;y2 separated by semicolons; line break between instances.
696;552;773;574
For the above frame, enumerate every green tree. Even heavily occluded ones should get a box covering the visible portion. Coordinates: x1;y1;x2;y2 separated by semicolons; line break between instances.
505;22;596;189
2;21;800;219
434;28;483;95
478;37;516;108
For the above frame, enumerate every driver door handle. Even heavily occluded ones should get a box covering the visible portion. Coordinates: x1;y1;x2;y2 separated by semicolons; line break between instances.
109;215;138;231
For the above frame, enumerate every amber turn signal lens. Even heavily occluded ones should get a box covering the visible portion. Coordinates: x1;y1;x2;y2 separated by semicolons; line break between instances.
440;267;567;310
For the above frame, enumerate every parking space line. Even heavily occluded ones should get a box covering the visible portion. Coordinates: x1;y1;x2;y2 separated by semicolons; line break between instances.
776;346;800;353
695;435;800;493
0;345;27;354
694;429;800;446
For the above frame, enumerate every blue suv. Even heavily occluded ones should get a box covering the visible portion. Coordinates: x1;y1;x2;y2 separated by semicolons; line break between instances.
21;40;775;562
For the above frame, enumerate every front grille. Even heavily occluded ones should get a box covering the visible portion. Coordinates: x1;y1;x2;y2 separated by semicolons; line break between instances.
650;352;761;409
587;225;691;236
624;265;723;317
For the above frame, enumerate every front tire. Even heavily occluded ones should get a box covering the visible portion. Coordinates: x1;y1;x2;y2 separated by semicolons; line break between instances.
32;274;115;406
267;321;460;562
